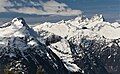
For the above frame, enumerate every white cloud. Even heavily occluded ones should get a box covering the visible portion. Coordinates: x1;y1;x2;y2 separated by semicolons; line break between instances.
42;0;67;7
0;0;14;12
0;0;8;12
0;0;82;16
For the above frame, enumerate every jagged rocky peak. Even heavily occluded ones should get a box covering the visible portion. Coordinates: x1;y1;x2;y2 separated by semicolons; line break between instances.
0;17;27;29
0;17;39;47
0;17;26;37
74;15;86;22
90;14;105;22
11;17;27;27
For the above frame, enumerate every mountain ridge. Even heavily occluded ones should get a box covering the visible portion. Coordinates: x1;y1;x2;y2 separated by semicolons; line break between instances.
0;15;120;74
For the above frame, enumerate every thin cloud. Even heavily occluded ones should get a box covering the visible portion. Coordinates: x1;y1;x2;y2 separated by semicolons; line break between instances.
0;0;82;16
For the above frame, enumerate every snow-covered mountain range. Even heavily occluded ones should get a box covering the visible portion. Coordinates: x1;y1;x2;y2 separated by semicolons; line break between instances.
33;14;120;74
0;14;120;74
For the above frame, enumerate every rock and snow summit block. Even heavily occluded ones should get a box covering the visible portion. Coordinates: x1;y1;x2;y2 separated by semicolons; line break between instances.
0;17;39;47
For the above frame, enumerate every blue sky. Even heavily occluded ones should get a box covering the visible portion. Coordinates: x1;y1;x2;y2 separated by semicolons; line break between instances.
62;0;120;21
0;0;119;24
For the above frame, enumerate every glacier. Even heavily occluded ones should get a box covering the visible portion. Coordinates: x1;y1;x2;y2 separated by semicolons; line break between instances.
0;14;120;74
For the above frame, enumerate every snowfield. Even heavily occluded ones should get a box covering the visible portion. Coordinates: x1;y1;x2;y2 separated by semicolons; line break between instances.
0;14;120;74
